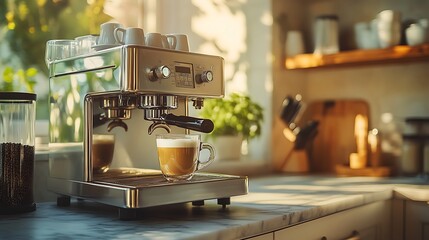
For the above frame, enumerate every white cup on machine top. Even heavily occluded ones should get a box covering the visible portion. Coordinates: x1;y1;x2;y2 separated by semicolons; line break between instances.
165;35;176;49
166;34;190;52
114;27;145;45
160;35;172;49
145;33;165;48
98;22;123;45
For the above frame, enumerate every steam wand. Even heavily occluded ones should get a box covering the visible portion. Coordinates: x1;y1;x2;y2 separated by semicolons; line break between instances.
147;113;214;135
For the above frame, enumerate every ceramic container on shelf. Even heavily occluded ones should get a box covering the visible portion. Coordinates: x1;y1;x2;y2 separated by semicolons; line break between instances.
354;20;379;49
285;30;305;57
406;22;427;46
313;15;339;55
376;10;401;48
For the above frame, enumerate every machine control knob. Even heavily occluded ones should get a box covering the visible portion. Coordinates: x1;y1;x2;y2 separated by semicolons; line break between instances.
199;70;214;83
150;65;171;81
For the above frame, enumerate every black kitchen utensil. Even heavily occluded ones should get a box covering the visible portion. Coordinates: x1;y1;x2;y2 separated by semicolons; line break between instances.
289;97;302;124
280;95;303;125
280;95;294;124
294;120;319;150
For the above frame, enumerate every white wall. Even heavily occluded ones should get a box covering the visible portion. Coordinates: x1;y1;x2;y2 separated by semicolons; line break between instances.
150;0;273;161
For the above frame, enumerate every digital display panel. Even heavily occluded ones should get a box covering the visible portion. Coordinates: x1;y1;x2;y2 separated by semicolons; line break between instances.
174;63;194;88
175;66;191;74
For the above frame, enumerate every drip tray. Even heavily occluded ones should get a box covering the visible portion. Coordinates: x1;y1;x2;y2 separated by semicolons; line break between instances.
94;168;237;188
48;168;248;211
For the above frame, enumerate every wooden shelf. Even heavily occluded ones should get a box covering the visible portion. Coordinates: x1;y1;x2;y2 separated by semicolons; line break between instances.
285;44;429;69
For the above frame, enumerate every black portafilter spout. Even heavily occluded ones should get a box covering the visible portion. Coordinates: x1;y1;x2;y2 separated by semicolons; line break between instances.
161;113;214;133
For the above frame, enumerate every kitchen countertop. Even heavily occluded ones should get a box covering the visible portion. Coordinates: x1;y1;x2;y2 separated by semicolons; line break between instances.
1;175;428;240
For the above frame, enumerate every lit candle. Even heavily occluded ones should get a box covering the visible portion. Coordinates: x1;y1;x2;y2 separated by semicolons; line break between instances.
349;153;362;169
351;114;368;169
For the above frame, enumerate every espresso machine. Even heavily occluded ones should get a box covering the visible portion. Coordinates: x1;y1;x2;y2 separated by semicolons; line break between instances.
47;44;248;219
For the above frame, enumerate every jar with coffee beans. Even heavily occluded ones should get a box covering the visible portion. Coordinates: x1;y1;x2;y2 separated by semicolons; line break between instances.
0;92;37;214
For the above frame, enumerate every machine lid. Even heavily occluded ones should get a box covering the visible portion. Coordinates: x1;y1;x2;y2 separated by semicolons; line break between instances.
0;92;37;101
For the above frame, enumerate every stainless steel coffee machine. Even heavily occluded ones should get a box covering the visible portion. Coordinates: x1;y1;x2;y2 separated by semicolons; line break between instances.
47;45;248;219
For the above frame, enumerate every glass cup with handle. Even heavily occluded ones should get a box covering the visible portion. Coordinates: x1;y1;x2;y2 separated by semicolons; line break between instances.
75;35;98;55
156;134;215;182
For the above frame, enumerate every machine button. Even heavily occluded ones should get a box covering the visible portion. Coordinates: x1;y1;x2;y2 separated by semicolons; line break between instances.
150;65;171;81
199;70;213;83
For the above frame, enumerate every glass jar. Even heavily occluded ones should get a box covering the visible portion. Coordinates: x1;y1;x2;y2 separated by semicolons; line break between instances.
424;138;429;175
401;135;423;176
0;92;37;214
314;15;339;54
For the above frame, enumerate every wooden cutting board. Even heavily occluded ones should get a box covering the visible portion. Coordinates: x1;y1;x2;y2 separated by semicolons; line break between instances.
301;99;370;173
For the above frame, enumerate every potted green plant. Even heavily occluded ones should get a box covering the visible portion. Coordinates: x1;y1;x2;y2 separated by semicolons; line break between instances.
199;92;264;160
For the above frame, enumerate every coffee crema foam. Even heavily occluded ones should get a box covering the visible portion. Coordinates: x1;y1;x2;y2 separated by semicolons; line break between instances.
156;138;198;148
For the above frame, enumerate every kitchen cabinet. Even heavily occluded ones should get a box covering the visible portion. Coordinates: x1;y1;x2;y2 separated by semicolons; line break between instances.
246;232;274;240
383;198;429;240
404;200;429;240
274;200;391;240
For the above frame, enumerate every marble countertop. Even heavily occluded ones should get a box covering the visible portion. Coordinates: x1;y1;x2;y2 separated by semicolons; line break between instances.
1;175;428;240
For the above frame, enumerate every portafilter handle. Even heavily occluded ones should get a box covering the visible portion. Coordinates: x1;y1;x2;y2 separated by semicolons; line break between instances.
161;113;214;133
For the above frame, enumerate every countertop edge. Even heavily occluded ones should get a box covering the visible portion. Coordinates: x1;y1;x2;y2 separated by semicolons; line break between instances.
226;189;394;239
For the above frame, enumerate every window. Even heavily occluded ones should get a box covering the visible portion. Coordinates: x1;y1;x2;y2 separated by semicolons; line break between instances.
0;0;110;120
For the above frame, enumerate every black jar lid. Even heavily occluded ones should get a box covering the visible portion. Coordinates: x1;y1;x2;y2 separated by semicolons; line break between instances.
405;117;429;124
0;92;37;101
402;134;429;142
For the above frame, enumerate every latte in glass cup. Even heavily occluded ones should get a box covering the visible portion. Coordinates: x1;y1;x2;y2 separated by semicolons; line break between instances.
156;134;215;182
